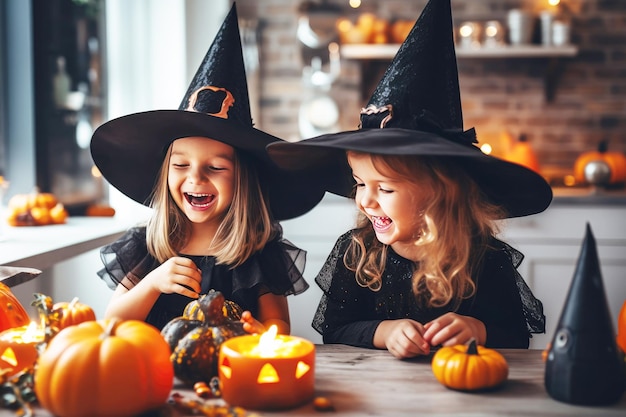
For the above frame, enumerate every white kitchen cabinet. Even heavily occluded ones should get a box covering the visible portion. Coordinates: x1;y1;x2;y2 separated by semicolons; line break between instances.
281;194;358;344
499;202;626;349
282;193;626;350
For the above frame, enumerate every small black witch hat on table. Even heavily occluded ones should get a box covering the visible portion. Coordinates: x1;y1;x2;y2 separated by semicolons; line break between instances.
544;223;625;405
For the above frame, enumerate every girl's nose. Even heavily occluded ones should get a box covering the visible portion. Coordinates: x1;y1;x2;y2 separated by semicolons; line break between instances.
188;167;207;184
358;188;376;208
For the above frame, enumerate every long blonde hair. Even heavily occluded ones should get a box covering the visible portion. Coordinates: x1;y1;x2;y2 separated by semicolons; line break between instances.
345;153;504;309
146;144;274;267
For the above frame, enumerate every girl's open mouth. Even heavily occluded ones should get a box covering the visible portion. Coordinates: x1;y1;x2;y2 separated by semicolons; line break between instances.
372;215;392;232
184;192;215;208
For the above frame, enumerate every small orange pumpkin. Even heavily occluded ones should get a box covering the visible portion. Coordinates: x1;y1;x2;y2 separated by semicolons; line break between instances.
574;140;626;185
431;339;509;391
53;297;96;330
503;134;540;173
617;300;626;354
0;282;30;333
35;319;174;417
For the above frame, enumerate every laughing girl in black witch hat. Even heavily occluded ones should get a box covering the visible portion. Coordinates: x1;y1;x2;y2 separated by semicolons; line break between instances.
90;4;325;334
268;0;551;358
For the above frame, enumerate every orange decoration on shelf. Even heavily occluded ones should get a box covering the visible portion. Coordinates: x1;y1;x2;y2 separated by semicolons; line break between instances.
85;204;116;217
391;19;414;43
6;189;68;226
502;133;541;173
574;139;626;185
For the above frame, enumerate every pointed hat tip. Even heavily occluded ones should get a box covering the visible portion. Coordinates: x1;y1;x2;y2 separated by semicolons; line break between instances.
583;222;596;246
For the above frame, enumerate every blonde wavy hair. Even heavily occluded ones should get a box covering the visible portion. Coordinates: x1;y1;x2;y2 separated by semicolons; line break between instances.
145;144;274;267
344;153;505;309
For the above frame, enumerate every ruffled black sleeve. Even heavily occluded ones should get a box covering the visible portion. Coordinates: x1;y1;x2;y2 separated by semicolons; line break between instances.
312;231;381;348
97;226;159;290
230;235;309;299
460;239;546;348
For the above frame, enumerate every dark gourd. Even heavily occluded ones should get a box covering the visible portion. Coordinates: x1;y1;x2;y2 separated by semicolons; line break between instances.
161;290;245;385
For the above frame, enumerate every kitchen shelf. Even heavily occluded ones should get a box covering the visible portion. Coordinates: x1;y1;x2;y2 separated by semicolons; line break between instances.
340;43;579;102
340;44;579;60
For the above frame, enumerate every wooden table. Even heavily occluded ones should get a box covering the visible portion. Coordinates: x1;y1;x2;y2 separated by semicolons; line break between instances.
22;344;626;417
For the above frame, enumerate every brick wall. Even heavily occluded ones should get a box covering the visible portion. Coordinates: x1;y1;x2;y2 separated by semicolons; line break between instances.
237;0;626;176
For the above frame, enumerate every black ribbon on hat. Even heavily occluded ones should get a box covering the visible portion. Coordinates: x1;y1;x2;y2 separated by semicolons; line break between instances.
413;109;478;147
361;105;478;148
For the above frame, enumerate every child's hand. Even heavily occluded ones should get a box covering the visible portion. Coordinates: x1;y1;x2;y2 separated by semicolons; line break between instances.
423;312;486;347
241;310;266;334
144;257;201;298
375;319;430;359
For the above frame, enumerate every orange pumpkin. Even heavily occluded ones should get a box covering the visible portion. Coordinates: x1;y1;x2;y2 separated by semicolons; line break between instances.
431;339;509;391
391;19;414;43
0;323;42;377
574;140;626;185
6;189;68;226
617;300;626;354
53;297;96;329
85;204;116;217
503;134;540;173
0;282;30;332
35;319;174;417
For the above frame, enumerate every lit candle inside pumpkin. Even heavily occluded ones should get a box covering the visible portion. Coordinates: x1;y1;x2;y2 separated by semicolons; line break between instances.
0;321;44;376
218;325;315;410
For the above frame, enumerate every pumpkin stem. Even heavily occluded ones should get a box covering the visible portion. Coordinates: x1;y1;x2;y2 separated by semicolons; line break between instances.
598;139;608;153
199;291;226;325
466;338;479;355
102;318;119;338
68;297;79;309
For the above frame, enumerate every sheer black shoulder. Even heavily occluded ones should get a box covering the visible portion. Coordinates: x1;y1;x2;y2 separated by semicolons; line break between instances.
491;238;546;334
97;226;158;290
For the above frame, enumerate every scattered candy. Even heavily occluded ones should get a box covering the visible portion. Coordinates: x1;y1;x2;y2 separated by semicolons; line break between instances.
194;381;212;399
169;391;249;417
313;396;335;412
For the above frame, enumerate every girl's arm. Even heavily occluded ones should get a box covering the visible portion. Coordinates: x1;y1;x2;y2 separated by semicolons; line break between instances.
105;279;162;321
104;256;201;321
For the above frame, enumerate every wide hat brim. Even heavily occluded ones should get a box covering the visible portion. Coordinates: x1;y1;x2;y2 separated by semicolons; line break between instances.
267;128;553;218
91;110;326;221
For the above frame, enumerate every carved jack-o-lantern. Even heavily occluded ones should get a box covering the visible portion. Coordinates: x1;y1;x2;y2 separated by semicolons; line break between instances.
218;326;315;410
0;322;45;377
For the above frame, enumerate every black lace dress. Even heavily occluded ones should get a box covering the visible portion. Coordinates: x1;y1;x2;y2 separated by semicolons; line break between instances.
312;230;545;349
97;227;309;330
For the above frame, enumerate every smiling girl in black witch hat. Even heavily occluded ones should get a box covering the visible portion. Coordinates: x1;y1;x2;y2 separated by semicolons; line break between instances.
267;0;550;358
90;4;325;334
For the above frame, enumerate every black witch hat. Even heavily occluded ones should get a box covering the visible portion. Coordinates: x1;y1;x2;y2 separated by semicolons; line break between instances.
544;223;625;405
267;0;552;218
90;4;324;220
